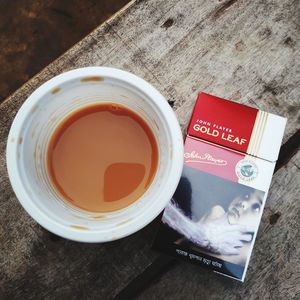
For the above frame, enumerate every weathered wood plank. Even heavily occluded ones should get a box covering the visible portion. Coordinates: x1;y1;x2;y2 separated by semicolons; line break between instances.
137;151;300;300
0;0;299;298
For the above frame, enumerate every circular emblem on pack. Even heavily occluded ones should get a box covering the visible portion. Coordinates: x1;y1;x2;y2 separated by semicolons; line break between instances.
235;159;258;181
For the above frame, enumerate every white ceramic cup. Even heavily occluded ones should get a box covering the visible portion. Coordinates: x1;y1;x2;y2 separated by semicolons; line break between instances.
6;67;184;242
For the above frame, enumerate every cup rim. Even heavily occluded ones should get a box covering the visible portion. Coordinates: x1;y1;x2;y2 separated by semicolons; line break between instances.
6;67;184;242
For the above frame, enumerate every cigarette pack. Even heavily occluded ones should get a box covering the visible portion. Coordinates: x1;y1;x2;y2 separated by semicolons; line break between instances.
154;93;286;281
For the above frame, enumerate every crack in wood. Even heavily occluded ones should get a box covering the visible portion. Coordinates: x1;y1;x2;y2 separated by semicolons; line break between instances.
161;18;174;29
275;129;300;172
113;255;176;300
269;212;281;225
212;0;239;20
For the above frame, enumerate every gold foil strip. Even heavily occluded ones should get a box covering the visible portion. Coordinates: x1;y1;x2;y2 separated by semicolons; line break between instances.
249;110;263;155
254;111;268;156
247;110;260;155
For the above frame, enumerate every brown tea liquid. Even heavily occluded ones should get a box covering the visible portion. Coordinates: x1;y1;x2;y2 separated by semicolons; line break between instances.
47;103;158;212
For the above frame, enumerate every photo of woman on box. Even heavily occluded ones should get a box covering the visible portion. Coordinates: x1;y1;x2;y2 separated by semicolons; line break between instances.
161;167;265;266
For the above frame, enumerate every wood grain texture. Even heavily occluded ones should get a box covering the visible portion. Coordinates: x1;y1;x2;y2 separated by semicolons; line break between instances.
0;0;299;298
137;152;300;300
0;0;130;102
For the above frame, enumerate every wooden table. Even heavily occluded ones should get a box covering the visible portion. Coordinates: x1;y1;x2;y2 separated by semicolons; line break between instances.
1;0;299;299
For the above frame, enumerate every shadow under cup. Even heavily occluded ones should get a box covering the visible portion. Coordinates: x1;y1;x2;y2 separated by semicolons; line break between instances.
7;69;183;242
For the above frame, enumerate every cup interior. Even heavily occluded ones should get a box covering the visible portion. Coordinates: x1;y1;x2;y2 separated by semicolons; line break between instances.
7;68;183;242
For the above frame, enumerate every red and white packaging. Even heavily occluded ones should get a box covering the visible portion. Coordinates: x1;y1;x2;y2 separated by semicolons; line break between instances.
154;93;286;281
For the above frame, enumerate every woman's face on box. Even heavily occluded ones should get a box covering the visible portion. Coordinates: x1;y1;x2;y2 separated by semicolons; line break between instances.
227;190;264;226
